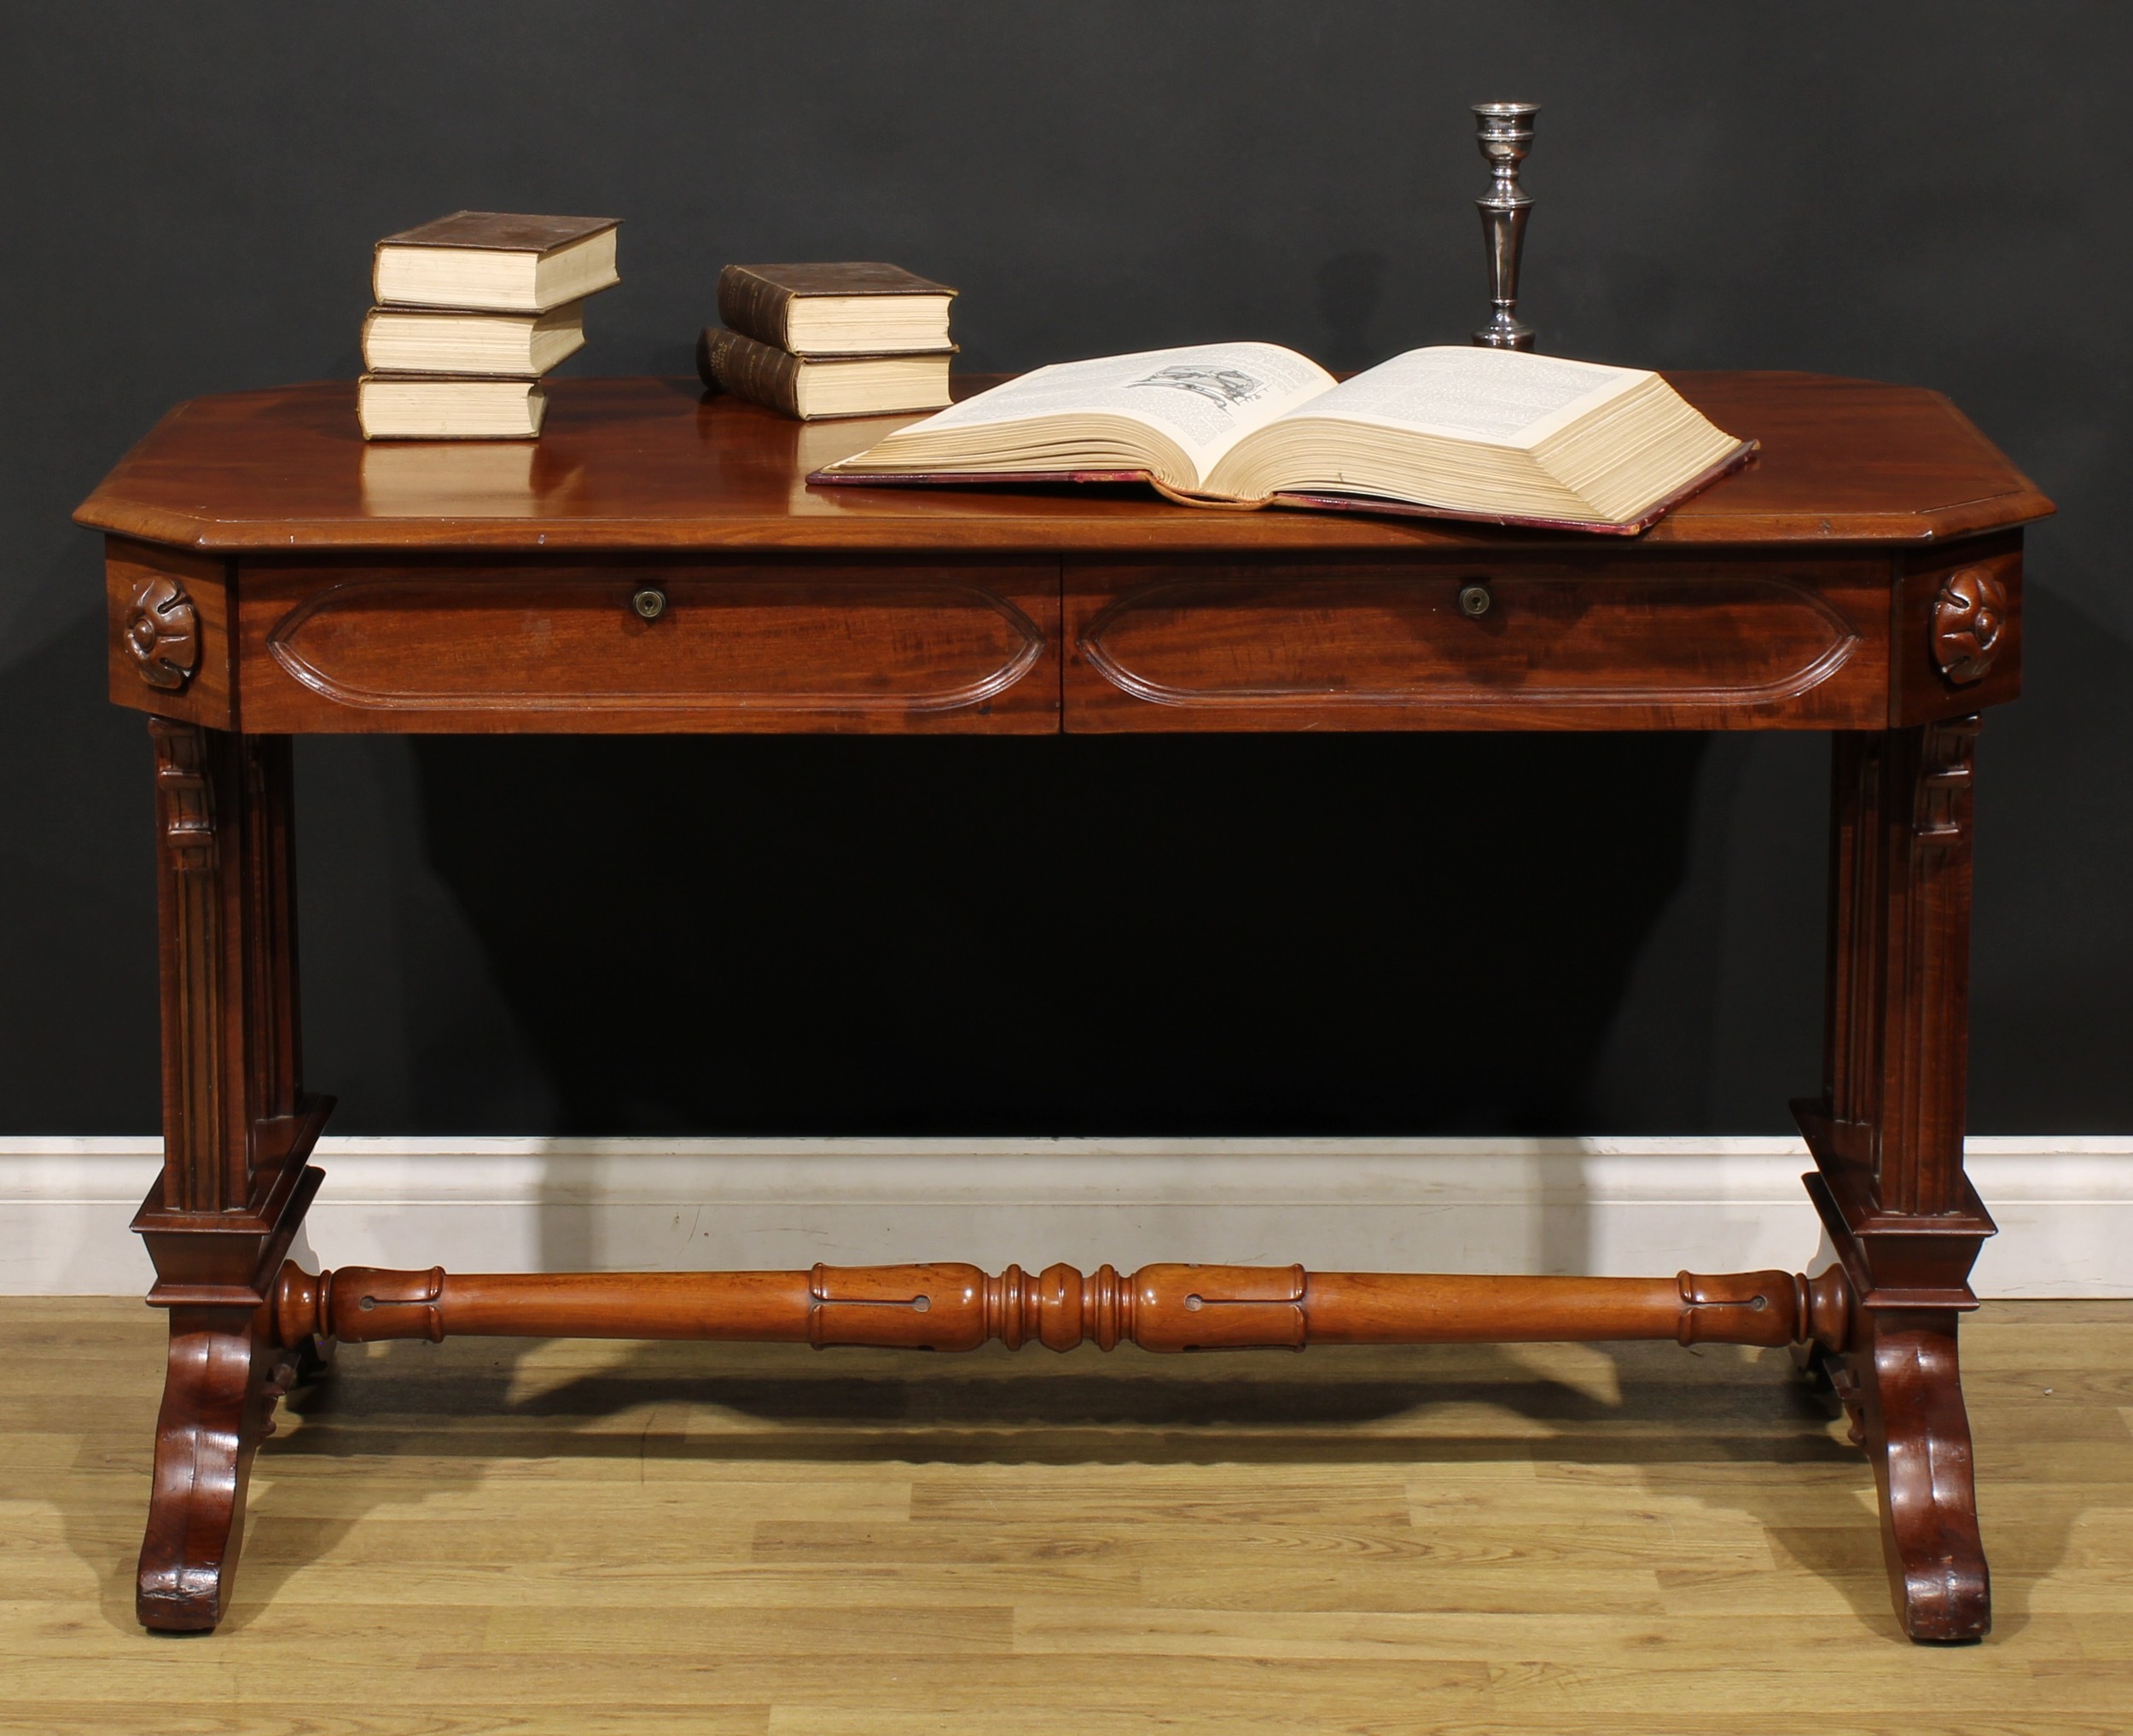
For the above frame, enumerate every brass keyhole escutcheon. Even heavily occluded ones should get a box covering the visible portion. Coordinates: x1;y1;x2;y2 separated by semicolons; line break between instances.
1457;581;1492;618
631;587;668;621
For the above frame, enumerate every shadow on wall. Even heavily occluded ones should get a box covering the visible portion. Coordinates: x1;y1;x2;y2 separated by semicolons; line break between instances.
7;588;2127;1143
0;607;162;1132
402;731;1712;1137
1967;576;2133;1129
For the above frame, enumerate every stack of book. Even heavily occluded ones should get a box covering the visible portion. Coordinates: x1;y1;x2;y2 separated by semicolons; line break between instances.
696;263;957;420
357;212;621;440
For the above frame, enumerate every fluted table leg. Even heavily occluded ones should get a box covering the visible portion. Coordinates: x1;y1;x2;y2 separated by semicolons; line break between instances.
1798;717;1995;1643
132;723;332;1633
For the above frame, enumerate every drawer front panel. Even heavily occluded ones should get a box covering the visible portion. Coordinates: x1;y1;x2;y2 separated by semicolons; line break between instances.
1066;560;1892;730
237;561;1059;733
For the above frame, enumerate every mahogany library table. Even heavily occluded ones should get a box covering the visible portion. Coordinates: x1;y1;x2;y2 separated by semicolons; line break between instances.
77;373;2051;1640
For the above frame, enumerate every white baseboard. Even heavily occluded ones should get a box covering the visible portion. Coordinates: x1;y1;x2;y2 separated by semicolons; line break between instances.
4;1135;2128;1298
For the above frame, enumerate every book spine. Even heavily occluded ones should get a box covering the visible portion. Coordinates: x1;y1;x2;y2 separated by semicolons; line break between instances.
698;327;803;417
716;265;793;350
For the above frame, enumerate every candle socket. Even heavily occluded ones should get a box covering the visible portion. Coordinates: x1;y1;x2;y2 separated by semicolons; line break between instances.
1472;102;1539;351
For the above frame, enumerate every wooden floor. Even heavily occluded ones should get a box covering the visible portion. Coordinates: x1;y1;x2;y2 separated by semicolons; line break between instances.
1;1299;2127;1734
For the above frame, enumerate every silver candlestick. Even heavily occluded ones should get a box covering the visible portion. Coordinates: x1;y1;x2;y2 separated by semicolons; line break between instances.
1471;101;1539;351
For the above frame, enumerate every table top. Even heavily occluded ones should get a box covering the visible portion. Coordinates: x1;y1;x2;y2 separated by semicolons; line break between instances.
76;372;2052;557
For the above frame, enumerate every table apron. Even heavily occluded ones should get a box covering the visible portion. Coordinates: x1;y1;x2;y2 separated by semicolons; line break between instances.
101;543;2022;734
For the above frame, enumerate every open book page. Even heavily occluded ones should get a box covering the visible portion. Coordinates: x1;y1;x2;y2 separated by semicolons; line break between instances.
815;337;1743;530
825;342;1336;489
1287;346;1650;448
1200;345;1738;521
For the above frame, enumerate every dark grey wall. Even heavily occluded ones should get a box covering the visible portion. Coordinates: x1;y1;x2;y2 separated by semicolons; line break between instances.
3;3;2128;1135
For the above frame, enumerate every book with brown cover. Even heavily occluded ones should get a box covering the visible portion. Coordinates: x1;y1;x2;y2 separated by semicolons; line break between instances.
373;212;621;312
698;328;955;421
718;263;957;354
376;212;619;255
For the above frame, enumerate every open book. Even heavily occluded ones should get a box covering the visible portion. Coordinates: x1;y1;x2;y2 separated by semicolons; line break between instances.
814;342;1752;533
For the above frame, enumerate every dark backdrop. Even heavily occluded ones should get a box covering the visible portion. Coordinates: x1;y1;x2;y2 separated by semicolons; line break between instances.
3;2;2128;1135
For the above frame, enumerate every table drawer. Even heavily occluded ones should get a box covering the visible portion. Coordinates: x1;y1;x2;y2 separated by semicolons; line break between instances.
1064;558;1894;730
235;559;1060;733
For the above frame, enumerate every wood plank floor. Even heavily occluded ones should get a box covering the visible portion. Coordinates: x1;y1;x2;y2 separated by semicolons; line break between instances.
2;1298;2127;1734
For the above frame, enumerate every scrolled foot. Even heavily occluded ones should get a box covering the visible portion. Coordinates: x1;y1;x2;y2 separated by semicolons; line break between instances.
1851;1308;1991;1643
137;1305;280;1633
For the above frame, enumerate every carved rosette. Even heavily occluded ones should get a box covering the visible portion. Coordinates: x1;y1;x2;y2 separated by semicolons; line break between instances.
1930;566;2008;685
125;575;201;691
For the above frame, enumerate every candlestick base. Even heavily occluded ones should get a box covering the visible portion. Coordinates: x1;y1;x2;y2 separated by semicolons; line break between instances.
1473;311;1535;351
